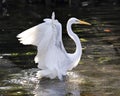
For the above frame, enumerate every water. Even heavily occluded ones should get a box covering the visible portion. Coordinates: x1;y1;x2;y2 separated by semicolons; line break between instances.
0;6;120;96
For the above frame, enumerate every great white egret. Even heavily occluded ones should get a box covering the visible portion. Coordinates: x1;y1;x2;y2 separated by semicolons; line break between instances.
17;12;91;80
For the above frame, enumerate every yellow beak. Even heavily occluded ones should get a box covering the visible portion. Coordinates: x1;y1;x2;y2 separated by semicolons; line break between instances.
79;20;91;25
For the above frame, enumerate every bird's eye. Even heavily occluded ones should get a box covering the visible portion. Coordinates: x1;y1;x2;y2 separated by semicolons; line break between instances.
75;20;80;24
75;20;78;22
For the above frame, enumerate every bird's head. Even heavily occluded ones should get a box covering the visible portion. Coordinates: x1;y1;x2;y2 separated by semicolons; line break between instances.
69;17;91;25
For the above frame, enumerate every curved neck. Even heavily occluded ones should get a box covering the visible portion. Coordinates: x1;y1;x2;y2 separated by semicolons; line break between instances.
67;20;82;59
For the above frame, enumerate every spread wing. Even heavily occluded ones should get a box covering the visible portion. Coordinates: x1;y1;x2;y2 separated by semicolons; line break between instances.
17;17;66;52
17;20;53;47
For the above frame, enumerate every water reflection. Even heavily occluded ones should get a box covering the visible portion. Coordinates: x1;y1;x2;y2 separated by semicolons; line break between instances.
0;62;120;96
33;79;66;96
1;68;82;96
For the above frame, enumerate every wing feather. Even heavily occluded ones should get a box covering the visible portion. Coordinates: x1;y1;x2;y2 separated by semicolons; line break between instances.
17;22;52;46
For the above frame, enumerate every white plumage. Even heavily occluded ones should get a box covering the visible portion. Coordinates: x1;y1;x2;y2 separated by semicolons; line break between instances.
17;12;91;80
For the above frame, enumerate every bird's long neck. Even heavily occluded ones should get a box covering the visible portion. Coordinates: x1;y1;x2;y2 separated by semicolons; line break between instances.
67;20;82;64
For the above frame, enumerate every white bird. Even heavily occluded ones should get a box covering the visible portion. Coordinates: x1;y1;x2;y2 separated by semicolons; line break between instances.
17;12;91;80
